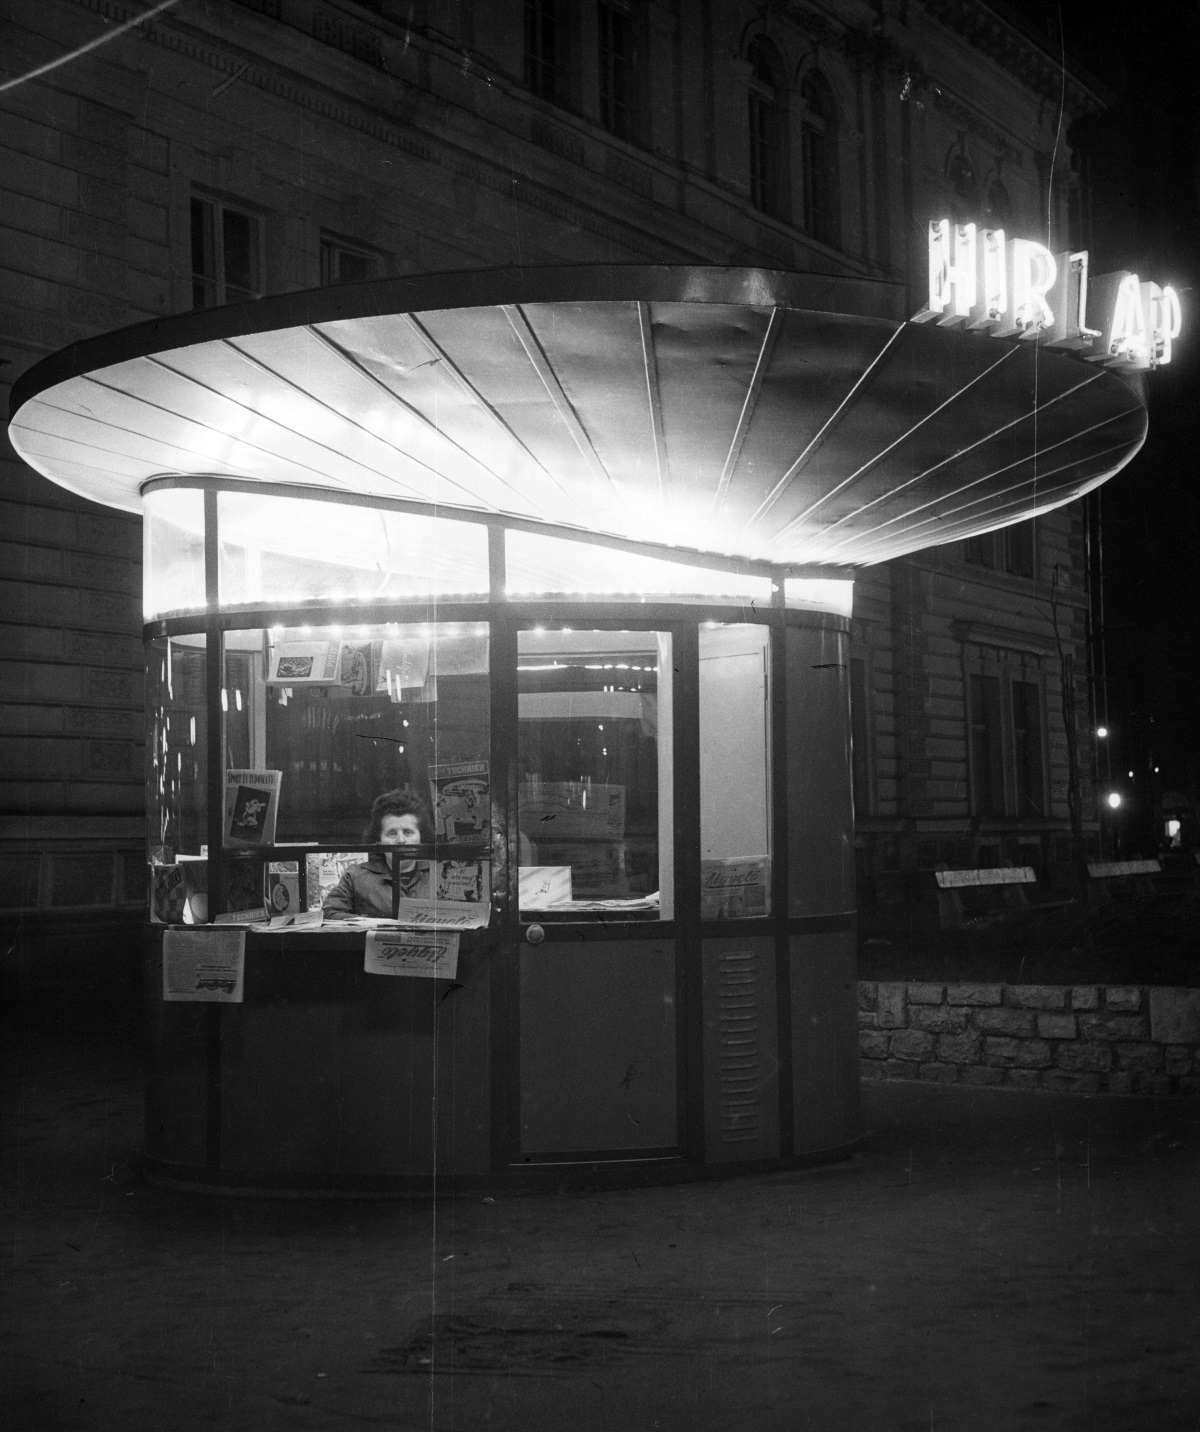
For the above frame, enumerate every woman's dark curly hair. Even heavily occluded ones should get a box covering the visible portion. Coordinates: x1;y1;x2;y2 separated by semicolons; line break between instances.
364;787;433;844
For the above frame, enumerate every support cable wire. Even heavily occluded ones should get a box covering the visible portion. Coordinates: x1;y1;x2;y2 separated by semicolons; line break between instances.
0;0;180;95
769;345;1023;552
842;436;1139;564
813;392;1136;560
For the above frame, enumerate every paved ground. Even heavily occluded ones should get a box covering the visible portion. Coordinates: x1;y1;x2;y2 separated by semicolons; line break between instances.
3;996;1199;1431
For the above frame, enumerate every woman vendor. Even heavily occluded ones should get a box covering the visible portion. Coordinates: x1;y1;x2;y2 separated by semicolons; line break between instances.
322;788;433;918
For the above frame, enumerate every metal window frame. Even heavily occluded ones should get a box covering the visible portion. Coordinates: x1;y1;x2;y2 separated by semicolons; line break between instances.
190;191;266;309
151;476;853;1169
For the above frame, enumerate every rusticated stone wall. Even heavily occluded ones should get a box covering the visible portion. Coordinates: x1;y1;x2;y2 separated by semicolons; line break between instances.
858;982;1200;1096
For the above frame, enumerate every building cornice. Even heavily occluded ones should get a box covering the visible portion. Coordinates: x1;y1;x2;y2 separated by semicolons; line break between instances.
917;0;1110;116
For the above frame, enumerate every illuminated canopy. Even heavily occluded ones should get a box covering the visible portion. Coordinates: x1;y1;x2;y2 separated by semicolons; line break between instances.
8;265;1147;567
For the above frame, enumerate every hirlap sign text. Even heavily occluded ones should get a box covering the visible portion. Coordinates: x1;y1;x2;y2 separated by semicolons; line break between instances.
914;219;1182;371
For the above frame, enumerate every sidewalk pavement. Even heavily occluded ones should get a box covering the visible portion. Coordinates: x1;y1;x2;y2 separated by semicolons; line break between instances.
2;996;1198;1431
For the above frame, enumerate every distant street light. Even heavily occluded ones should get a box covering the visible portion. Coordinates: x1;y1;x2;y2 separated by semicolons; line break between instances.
1096;726;1109;738
1107;791;1123;809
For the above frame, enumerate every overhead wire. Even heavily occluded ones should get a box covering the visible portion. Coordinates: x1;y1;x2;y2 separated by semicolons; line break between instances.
0;0;181;96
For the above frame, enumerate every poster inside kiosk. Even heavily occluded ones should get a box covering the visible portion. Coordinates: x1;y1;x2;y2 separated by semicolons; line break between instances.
915;219;1183;370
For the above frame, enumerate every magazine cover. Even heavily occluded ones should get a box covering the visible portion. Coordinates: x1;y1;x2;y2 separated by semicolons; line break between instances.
224;858;266;914
265;860;300;914
376;634;430;696
304;851;365;911
223;769;281;848
335;641;375;697
150;861;187;924
429;761;489;846
436;859;489;903
267;641;339;685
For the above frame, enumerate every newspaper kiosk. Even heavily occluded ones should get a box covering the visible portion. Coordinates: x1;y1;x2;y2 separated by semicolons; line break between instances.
8;265;1148;1191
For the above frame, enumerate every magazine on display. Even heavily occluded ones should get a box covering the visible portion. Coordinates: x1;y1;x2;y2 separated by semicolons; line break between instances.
223;769;281;848
436;859;489;904
267;640;339;685
376;634;430;696
335;641;375;697
429;760;490;846
305;851;365;910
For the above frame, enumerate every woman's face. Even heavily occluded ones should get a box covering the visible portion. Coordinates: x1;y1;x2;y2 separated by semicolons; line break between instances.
380;813;422;847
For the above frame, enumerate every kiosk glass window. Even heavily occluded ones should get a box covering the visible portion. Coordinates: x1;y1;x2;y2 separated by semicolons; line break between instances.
219;622;490;912
506;528;773;605
144;487;206;618
699;623;772;918
217;490;489;608
518;629;672;919
148;634;208;858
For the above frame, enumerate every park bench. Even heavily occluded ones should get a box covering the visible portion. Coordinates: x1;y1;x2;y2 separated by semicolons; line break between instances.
1085;858;1162;901
933;866;1038;929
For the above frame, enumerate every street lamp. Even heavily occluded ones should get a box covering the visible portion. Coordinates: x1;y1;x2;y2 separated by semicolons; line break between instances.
1096;725;1108;739
1105;789;1123;858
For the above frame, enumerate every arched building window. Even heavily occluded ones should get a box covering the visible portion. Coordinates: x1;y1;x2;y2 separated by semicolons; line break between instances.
800;72;838;247
598;1;637;142
525;0;561;102
944;136;980;221
747;38;787;220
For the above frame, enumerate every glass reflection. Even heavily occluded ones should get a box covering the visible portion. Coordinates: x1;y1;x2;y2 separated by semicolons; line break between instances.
144;488;205;617
217;489;489;607
147;634;208;922
518;629;672;920
699;623;772;917
507;528;773;604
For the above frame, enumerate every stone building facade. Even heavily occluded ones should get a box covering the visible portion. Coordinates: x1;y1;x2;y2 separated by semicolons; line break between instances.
0;0;1104;977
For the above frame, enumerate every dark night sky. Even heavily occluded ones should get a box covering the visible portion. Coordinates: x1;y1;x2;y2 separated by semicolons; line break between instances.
996;0;1200;835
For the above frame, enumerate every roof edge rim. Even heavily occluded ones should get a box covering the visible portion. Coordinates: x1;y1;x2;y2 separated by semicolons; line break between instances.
9;263;906;421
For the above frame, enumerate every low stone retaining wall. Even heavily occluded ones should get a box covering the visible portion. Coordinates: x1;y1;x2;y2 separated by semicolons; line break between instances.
858;982;1200;1096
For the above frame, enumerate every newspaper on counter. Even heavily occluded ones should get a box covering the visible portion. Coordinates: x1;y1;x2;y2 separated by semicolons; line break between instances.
266;909;323;930
393;898;491;929
214;908;270;926
163;928;245;1002
364;928;458;979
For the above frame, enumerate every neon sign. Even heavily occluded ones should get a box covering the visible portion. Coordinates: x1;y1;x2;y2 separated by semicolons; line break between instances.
913;220;1182;371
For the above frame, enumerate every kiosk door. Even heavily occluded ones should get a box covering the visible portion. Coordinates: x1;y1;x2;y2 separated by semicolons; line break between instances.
513;627;684;1162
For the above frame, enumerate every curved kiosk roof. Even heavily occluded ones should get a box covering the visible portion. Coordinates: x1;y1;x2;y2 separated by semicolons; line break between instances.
9;264;1146;569
5;266;1149;1195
